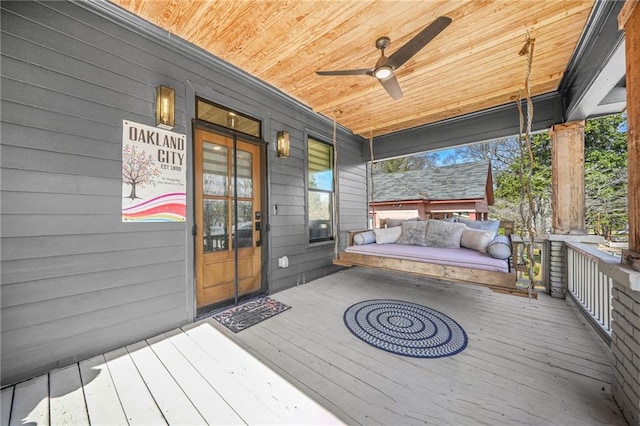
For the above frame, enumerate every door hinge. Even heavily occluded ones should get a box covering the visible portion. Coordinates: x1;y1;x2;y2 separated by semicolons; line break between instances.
192;224;197;236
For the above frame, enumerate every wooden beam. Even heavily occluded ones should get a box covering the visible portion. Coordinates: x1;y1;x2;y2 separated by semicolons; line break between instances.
550;120;586;235
618;0;639;29
620;0;640;271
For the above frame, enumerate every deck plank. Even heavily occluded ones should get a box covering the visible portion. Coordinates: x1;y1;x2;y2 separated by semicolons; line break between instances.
79;355;128;426
9;374;48;426
1;387;13;426
145;331;245;425
183;322;344;425
104;347;167;425
49;364;90;425
126;340;207;425
164;326;284;424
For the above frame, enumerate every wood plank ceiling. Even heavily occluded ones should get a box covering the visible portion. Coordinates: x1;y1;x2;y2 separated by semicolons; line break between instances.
111;0;595;138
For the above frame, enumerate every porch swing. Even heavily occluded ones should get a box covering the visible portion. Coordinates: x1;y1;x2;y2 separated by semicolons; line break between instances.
332;35;539;299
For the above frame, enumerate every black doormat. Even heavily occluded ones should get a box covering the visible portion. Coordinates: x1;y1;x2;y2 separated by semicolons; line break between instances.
213;297;291;333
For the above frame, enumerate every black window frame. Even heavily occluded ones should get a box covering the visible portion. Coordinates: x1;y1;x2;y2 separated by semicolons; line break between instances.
307;136;335;243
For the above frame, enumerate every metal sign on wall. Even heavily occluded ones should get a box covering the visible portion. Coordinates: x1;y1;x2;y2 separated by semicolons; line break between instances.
122;120;186;222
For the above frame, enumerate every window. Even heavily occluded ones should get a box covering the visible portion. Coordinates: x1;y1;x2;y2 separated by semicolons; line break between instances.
196;98;261;138
308;137;334;242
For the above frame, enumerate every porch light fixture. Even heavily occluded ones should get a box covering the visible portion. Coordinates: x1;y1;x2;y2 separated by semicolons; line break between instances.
156;85;175;130
227;112;237;129
374;65;393;80
277;130;290;158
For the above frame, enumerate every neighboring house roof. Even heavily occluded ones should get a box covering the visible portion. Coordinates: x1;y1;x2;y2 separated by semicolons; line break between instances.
372;160;493;203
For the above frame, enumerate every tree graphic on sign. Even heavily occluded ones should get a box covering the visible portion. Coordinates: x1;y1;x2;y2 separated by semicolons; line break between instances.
122;145;161;200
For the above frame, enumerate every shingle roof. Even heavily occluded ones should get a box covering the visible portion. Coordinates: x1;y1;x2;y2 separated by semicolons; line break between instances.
372;160;492;202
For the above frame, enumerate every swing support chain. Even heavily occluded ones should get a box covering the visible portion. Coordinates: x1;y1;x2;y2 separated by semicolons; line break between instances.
516;33;538;298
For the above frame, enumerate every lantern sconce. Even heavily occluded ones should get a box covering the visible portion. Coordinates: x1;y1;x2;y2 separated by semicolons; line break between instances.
156;85;175;130
277;130;290;158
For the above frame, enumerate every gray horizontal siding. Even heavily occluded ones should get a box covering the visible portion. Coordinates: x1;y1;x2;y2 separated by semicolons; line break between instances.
3;305;187;386
1;231;185;261
2;261;184;307
266;122;367;292
0;0;367;385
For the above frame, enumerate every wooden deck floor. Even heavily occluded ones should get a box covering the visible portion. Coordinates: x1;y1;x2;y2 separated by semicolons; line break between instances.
1;321;341;425
1;267;626;425
225;268;626;426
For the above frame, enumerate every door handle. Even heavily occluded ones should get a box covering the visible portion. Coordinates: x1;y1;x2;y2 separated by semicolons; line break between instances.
255;221;261;246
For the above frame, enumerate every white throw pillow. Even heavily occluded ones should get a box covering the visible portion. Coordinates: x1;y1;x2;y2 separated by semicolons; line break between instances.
488;235;512;259
460;228;495;253
374;227;402;244
353;230;376;245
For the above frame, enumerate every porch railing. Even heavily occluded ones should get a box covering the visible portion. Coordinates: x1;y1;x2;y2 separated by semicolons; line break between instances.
565;241;619;344
510;236;549;290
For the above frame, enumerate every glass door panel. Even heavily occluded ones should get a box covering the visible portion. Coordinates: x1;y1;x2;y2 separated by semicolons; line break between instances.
204;199;228;252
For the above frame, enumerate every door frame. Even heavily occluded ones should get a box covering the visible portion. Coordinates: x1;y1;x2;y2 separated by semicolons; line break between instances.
192;120;269;315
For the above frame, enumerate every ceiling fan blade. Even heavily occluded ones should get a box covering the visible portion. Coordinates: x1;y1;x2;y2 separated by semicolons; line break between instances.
386;16;452;69
316;68;373;76
378;74;403;100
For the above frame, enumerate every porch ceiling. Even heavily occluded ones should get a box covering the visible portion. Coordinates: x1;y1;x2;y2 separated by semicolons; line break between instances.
110;0;595;138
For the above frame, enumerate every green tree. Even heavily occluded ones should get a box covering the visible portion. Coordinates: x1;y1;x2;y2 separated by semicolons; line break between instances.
493;133;552;234
584;115;628;238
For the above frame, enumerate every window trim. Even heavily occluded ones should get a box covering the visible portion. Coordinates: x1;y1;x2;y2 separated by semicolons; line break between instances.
196;97;262;139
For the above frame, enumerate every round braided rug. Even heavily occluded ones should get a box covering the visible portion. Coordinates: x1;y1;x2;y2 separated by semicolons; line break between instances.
343;299;468;358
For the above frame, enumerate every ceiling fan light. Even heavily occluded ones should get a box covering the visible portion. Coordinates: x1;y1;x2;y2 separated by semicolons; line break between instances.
374;66;393;79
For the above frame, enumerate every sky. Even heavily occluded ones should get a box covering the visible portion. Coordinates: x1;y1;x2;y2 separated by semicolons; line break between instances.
434;148;456;165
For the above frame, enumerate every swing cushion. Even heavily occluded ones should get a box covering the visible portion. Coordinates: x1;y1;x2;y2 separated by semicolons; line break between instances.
488;235;512;259
344;244;509;273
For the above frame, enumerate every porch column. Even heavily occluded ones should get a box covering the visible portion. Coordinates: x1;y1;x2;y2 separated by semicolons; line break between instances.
550;120;586;235
621;1;640;273
612;4;640;425
547;120;596;298
417;203;427;220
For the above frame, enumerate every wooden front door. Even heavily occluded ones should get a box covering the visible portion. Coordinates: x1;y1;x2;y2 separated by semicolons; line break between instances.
195;128;263;309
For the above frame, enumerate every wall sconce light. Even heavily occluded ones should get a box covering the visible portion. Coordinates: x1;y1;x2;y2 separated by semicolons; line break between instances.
277;130;290;158
226;112;237;129
156;85;175;130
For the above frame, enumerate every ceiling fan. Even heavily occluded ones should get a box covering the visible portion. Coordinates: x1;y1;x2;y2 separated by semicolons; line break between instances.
316;16;452;100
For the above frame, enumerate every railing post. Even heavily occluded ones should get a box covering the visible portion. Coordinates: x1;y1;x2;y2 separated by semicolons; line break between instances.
549;239;567;298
